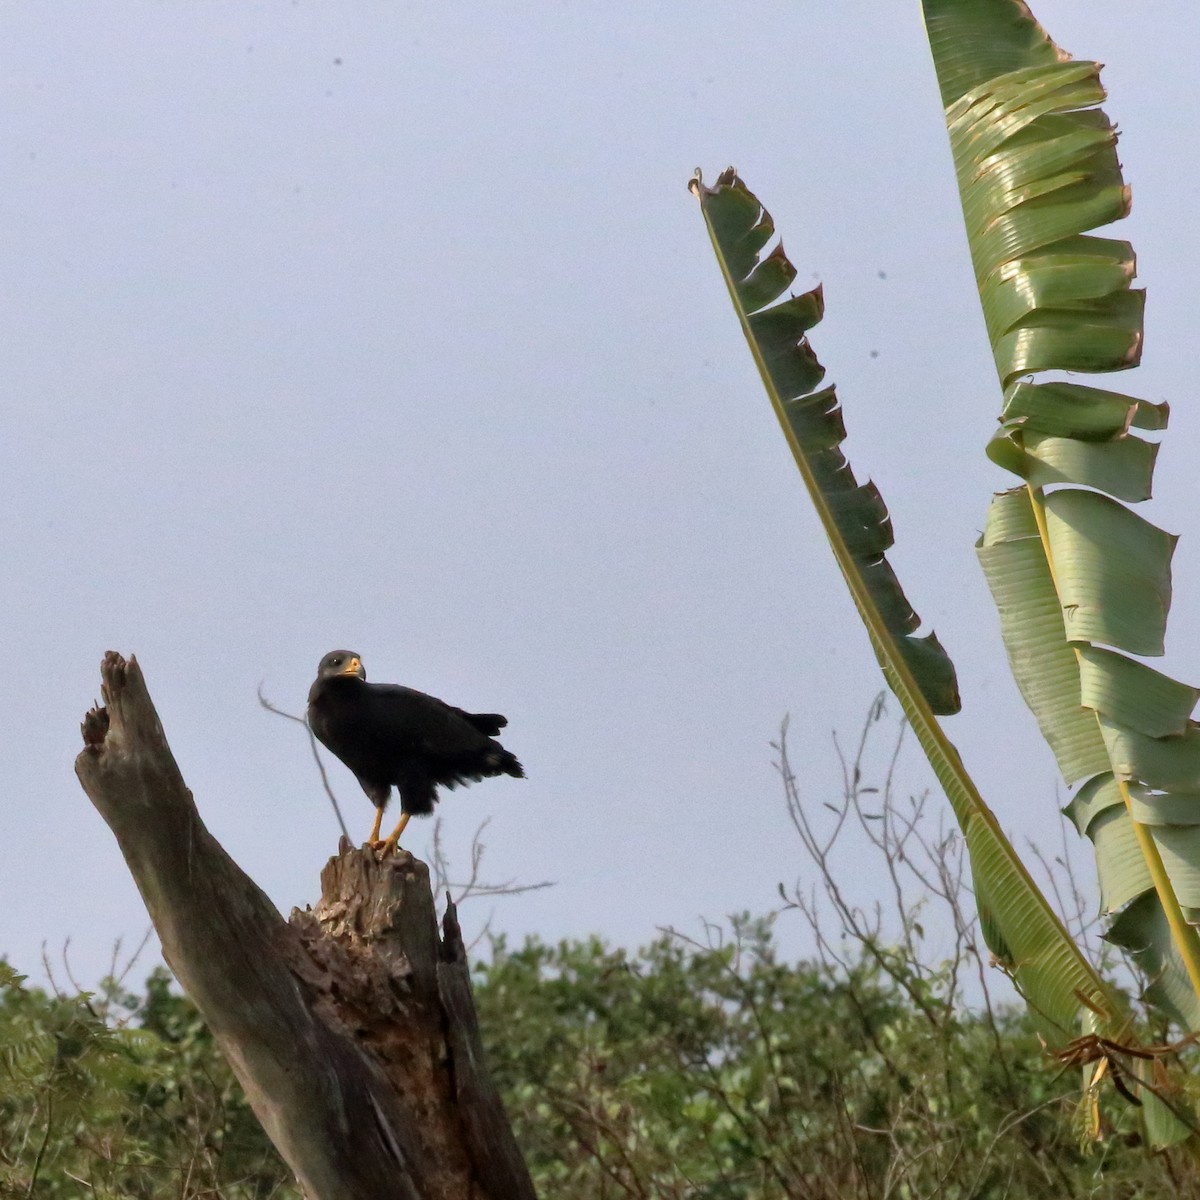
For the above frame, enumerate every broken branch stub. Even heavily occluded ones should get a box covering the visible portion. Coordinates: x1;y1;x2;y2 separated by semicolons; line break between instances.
75;651;535;1200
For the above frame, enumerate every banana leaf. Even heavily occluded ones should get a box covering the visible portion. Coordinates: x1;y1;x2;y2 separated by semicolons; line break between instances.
925;0;1198;1141
691;167;1121;1046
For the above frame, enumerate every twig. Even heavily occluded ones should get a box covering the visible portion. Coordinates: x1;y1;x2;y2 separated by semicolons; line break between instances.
25;1091;53;1198
257;684;350;840
430;816;554;908
113;928;155;991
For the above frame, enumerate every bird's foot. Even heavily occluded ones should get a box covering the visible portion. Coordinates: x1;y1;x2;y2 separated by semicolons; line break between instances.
368;836;405;857
372;812;412;858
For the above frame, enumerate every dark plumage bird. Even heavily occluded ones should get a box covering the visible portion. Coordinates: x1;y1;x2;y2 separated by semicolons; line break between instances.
306;650;524;852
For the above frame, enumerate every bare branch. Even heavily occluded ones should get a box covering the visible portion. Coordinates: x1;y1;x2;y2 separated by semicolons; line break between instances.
257;684;350;840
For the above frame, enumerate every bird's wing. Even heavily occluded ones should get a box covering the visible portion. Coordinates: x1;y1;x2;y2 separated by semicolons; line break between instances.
453;708;507;736
363;684;493;757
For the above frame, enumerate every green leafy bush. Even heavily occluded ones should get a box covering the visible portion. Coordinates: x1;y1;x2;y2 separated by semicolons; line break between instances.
3;714;1196;1197
0;960;291;1199
4;928;1189;1199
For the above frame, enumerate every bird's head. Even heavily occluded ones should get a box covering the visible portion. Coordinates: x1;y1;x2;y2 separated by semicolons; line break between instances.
317;650;366;681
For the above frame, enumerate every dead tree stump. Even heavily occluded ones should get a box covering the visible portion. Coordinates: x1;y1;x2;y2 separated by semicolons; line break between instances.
74;652;536;1200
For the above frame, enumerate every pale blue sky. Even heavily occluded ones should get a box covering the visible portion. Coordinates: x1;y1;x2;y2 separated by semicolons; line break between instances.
4;4;1199;989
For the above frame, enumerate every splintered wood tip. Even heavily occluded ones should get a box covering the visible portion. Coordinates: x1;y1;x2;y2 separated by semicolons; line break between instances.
97;652;147;712
101;649;129;685
81;706;110;747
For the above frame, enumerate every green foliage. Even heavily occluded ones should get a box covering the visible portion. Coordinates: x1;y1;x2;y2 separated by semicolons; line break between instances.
925;0;1200;1047
474;922;1073;1200
689;167;960;719
3;715;1197;1196
2;918;1198;1198
0;960;294;1199
691;168;1122;1048
474;709;1200;1197
10;750;1198;1197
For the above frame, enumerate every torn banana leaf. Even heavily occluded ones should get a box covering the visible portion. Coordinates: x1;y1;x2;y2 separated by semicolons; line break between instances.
927;0;1198;1141
691;166;1121;1046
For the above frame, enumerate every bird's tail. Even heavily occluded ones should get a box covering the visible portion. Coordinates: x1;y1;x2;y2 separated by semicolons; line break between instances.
487;747;525;779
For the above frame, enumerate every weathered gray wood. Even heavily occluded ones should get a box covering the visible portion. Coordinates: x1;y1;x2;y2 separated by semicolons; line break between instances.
437;903;538;1200
75;651;536;1200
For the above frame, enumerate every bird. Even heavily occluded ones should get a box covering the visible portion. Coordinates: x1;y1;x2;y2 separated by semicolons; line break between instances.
306;650;524;854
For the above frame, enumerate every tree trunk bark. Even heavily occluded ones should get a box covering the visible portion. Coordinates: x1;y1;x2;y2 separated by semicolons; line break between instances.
74;652;536;1200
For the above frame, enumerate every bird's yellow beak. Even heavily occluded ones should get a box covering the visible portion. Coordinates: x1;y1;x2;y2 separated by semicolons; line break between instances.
337;656;363;678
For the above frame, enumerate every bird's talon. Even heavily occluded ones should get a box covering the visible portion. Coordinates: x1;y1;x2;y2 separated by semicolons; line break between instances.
366;837;402;857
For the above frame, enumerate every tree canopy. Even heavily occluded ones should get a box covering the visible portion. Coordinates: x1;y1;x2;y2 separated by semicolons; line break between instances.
3;916;1194;1199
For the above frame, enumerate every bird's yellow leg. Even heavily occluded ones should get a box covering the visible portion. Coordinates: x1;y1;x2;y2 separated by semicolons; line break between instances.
379;812;412;856
368;806;384;845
